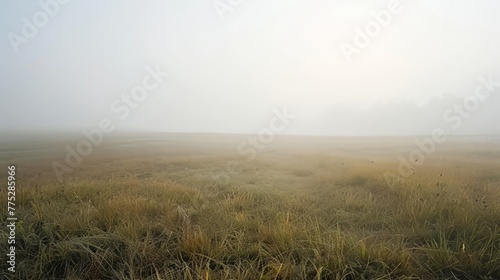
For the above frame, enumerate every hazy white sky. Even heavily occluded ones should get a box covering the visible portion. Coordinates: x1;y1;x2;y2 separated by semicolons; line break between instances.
1;0;499;135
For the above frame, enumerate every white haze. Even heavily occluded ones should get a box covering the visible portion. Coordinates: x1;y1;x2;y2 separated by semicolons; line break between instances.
1;0;500;136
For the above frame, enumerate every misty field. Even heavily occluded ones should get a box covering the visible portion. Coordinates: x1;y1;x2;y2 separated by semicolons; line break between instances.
1;134;500;279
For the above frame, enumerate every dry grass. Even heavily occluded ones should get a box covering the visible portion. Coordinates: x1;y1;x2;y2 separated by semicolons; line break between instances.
1;134;499;279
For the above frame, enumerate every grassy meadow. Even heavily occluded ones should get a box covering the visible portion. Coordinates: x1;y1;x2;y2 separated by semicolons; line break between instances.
1;133;500;279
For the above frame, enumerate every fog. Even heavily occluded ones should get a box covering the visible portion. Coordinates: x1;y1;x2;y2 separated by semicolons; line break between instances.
1;0;500;136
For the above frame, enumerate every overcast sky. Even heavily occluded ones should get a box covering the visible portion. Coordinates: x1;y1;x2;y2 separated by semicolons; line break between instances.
1;0;499;136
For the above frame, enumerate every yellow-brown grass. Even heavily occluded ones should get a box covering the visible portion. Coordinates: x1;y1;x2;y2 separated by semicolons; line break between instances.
1;134;499;279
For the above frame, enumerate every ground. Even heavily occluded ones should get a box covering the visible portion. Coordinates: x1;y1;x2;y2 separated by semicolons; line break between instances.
1;133;499;279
